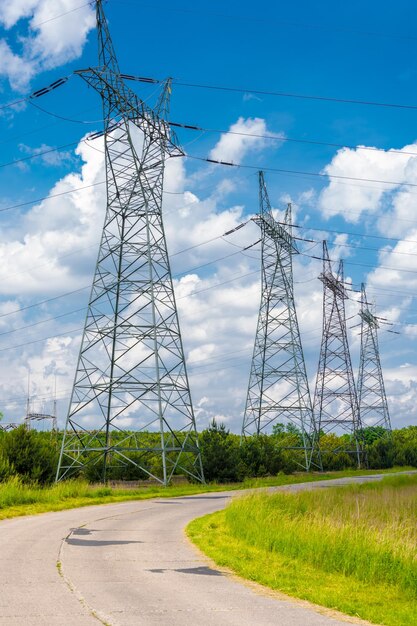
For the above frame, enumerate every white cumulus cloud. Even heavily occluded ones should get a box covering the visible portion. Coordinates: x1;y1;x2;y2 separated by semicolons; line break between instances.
209;116;283;164
0;0;95;91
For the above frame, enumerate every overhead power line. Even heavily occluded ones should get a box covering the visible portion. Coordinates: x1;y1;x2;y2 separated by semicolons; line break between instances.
31;2;93;27
0;76;71;112
0;266;260;354
123;75;417;111
301;249;417;277
0;221;250;319
187;154;417;189
172;79;417;111
288;222;417;247
170;121;417;157
117;1;417;43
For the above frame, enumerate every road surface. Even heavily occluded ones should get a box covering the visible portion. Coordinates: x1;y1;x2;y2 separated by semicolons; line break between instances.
2;473;407;625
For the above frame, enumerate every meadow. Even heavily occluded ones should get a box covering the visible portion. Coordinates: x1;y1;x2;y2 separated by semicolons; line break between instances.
0;468;409;520
188;473;417;626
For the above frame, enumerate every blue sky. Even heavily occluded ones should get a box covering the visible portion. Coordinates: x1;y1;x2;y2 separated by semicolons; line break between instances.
0;0;416;431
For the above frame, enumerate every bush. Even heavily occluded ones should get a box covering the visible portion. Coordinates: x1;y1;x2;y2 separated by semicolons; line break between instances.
199;420;245;483
0;449;13;481
392;426;417;467
240;434;283;476
1;426;58;484
368;436;395;469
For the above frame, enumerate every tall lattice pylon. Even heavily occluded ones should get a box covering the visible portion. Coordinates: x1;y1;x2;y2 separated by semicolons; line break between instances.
57;0;203;484
242;172;317;470
313;242;364;467
358;284;391;433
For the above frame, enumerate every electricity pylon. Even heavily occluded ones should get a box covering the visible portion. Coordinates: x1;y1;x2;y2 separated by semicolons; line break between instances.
57;0;203;484
242;172;318;470
313;242;365;467
358;284;391;433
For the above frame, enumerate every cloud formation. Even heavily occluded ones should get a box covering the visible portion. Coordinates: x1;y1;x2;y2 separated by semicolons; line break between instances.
209;116;283;164
0;0;95;91
319;143;417;225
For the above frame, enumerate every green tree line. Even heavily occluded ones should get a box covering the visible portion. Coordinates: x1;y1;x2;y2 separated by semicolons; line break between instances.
0;420;416;485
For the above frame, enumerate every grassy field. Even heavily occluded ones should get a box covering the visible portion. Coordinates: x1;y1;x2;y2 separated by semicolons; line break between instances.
187;473;417;626
0;467;411;520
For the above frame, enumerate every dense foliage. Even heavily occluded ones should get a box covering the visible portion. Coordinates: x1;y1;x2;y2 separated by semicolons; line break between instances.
0;420;416;485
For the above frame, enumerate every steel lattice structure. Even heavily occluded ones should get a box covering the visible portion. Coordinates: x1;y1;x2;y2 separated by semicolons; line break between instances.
358;284;391;433
57;0;203;484
0;424;18;432
242;172;317;470
313;242;365;467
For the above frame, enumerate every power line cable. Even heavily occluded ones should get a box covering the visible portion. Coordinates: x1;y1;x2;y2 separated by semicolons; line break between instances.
116;1;417;43
0;308;86;338
0;286;90;319
170;121;417;158
0;268;260;353
0;222;251;318
31;2;93;28
300;250;417;277
289;222;417;247
171;79;417;111
0;76;71;112
0;238;257;337
187;154;417;189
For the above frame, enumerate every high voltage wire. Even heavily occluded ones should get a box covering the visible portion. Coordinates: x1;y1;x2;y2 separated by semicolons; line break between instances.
0;178;200;214
301;250;417;276
31;2;93;28
1;215;417;327
2;152;417;218
288;222;417;247
117;1;416;43
122;74;417;110
1;321;408;411
0;286;90;319
0;268;260;354
295;234;417;259
0;222;251;320
172;80;417;110
187;154;417;189
2;64;416;118
2;76;417;197
0;241;259;338
0;181;105;214
0;77;414;320
5;146;417;212
170;121;417;157
0;307;86;338
3;119;416;173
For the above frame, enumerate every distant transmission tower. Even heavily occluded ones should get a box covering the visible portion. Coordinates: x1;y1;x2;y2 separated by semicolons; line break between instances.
242;172;317;470
57;0;203;484
313;242;365;467
358;284;391;433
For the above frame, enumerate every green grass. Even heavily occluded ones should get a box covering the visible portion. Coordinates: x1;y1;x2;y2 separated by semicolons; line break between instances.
187;473;417;626
0;467;412;520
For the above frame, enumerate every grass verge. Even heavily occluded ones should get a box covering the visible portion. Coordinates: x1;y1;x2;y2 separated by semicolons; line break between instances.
0;467;412;520
187;473;417;626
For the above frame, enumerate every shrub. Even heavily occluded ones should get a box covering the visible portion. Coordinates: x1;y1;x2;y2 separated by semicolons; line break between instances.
1;426;58;484
199;420;245;483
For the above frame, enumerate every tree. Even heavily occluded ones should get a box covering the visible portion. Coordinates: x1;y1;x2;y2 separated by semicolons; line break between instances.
1;426;57;484
199;419;245;483
240;434;283;476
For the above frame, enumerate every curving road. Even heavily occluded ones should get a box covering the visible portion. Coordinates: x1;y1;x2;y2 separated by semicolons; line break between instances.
1;473;406;626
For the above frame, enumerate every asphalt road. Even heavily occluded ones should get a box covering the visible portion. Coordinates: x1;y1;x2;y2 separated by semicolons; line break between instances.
2;472;411;626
